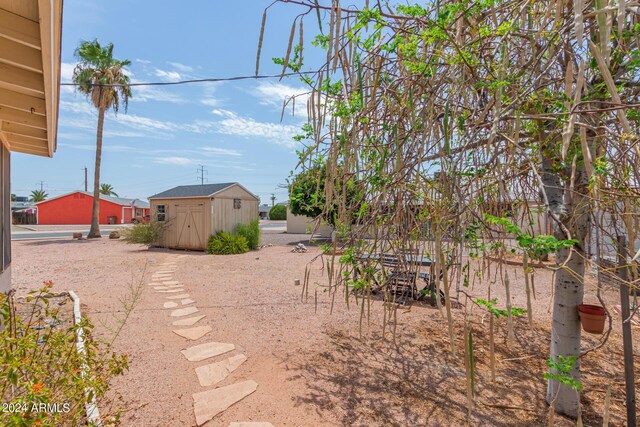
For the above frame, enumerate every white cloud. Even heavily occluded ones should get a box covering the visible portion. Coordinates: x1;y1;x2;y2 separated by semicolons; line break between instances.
116;114;176;132
61;62;75;82
152;156;195;166
200;147;242;156
169;62;194;73
252;82;309;111
132;83;187;104
154;69;182;82
216;116;301;148
135;58;151;64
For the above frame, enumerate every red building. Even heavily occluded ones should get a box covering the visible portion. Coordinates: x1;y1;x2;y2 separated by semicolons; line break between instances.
36;191;150;225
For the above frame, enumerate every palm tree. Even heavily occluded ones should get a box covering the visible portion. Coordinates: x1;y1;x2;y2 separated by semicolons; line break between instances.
99;183;119;197
30;190;48;202
73;40;131;238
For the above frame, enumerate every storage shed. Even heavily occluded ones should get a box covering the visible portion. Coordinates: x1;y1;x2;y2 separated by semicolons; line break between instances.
149;182;259;250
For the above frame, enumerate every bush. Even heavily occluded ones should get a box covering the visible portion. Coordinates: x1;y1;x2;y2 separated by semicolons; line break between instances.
269;205;287;220
121;221;166;246
234;220;261;250
207;231;249;255
0;286;128;425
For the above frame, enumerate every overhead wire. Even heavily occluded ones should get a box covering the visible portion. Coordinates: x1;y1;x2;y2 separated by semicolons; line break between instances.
60;71;319;87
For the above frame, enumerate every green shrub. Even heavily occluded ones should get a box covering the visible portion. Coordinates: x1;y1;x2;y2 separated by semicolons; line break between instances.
234;220;261;250
207;231;249;255
121;221;166;246
0;286;128;426
269;204;287;220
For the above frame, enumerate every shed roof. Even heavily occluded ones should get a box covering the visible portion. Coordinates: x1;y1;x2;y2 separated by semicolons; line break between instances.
149;183;258;200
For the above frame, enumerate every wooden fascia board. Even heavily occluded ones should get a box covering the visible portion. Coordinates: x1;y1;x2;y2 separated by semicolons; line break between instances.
38;0;61;158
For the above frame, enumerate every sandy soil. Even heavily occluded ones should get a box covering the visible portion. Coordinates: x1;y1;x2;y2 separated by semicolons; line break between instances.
10;233;639;426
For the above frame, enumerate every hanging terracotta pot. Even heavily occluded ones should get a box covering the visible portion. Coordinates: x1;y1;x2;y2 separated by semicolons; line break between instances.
577;304;607;334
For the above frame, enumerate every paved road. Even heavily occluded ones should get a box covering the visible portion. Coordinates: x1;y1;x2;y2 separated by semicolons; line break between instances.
11;226;125;241
12;221;287;241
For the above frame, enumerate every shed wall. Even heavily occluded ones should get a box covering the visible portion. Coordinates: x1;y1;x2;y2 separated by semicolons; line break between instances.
151;198;211;250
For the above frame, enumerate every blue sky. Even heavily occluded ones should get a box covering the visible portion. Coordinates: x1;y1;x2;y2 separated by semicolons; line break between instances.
11;0;322;204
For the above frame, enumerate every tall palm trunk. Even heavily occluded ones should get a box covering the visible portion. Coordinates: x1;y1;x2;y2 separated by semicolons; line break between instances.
87;107;105;238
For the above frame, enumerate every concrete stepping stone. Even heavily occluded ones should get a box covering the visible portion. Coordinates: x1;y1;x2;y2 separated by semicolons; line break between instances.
156;270;174;273
229;423;275;427
173;315;206;326
171;306;199;317
173;325;212;340
157;289;186;293
181;298;195;305
196;354;247;387
164;301;178;309
163;280;180;285
154;286;169;290
153;276;172;280
166;294;190;299
181;342;235;362
147;282;162;286
193;380;258;426
165;285;184;288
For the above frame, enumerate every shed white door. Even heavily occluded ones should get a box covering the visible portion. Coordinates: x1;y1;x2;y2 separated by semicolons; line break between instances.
175;204;205;250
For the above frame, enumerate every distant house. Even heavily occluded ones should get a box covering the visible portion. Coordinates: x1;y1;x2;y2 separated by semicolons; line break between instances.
11;197;37;225
258;204;271;219
35;191;150;225
149;182;259;250
0;0;63;292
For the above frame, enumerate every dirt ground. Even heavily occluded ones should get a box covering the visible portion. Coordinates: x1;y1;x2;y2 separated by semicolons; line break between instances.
10;231;640;426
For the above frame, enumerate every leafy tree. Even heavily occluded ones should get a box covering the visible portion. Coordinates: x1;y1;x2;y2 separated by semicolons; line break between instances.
99;183;119;197
264;0;640;419
73;40;131;238
269;204;287;220
29;190;47;203
10;194;16;202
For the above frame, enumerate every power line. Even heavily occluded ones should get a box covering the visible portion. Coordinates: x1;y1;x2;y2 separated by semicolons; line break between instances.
59;71;319;88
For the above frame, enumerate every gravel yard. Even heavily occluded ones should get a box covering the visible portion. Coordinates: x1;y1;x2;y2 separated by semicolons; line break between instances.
9;234;637;426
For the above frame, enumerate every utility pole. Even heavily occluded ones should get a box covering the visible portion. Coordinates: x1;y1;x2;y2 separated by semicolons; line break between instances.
84;167;88;192
36;181;45;191
197;165;208;185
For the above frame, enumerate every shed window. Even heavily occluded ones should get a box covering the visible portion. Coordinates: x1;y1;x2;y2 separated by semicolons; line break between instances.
233;199;241;209
156;205;166;222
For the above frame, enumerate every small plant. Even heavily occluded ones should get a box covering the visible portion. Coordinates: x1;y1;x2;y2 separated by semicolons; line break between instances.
484;214;577;260
544;355;583;391
234;220;261;250
121;221;166;246
0;285;128;426
477;298;527;318
207;231;249;255
269;205;287;220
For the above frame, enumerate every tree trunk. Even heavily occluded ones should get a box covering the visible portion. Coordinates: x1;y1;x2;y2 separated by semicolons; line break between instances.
542;142;590;418
87;107;105;238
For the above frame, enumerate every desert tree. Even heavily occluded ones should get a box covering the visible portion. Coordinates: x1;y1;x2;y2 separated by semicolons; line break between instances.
261;0;640;420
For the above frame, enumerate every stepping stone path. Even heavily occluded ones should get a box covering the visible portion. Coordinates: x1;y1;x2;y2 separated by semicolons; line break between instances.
195;354;247;387
150;257;265;426
173;325;213;340
193;380;258;426
165;293;190;299
173;315;206;326
171;306;199;317
181;342;235;362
